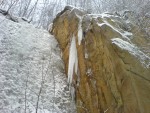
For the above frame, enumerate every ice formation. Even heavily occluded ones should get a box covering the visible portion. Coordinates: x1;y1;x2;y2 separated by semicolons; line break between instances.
70;86;75;101
77;16;83;45
68;35;78;84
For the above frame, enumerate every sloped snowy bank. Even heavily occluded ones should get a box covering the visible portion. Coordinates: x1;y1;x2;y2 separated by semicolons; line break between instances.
0;14;76;113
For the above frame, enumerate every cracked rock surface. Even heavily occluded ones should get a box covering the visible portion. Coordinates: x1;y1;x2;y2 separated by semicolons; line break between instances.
51;6;150;113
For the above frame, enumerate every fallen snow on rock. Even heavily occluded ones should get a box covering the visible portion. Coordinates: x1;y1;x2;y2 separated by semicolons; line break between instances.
0;15;76;113
93;13;150;68
97;19;131;41
112;38;150;68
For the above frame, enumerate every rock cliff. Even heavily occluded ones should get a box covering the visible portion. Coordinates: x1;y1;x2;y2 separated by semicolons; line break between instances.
51;6;150;113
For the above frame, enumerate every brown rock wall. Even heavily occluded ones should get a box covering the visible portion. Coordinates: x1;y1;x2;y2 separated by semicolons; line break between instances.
51;6;150;113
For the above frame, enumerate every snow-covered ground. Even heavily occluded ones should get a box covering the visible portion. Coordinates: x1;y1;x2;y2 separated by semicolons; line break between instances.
0;14;76;113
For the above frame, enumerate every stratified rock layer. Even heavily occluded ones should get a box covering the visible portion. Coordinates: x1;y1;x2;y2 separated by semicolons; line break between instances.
51;6;150;113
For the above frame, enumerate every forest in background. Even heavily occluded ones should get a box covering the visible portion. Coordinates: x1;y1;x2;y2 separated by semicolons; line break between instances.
0;0;149;34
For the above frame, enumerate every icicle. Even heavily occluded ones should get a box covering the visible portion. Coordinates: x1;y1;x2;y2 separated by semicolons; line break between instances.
68;35;78;84
77;17;83;45
70;86;75;101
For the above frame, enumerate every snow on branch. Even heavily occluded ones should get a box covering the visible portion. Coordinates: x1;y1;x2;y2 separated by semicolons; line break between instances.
68;35;78;84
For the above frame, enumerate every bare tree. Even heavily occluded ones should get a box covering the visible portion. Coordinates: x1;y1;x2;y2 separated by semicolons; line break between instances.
27;0;39;19
7;0;19;13
0;0;149;30
24;72;29;113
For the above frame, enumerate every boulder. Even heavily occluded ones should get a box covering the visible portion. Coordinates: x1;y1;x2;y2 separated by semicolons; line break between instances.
51;6;150;113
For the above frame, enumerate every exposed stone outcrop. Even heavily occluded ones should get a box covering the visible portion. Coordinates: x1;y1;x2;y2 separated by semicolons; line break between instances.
51;6;150;113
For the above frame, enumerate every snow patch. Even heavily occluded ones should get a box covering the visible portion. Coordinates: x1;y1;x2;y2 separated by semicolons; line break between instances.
112;38;150;68
85;53;88;59
0;14;76;113
102;19;131;41
48;23;53;32
87;12;119;19
96;14;133;41
98;23;106;27
123;31;132;37
86;68;92;76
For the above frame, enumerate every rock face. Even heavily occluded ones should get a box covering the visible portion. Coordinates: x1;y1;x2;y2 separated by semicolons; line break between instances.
51;6;150;113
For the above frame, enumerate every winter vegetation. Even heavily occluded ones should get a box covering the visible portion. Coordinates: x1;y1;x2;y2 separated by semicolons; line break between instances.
0;0;149;32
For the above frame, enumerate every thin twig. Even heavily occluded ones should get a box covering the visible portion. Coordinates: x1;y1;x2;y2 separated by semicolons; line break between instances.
51;57;55;113
35;48;53;113
24;71;30;113
35;58;44;113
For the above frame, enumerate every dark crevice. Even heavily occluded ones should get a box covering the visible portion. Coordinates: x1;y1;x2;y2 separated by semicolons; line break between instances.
126;69;150;82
